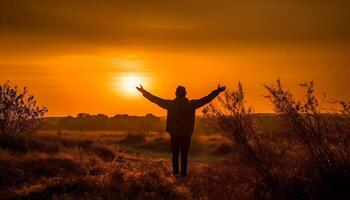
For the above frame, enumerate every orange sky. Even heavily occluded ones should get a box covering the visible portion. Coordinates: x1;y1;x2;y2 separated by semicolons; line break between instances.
1;1;349;116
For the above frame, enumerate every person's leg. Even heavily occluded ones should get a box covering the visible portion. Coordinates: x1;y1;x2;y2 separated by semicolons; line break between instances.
180;136;191;177
170;135;180;176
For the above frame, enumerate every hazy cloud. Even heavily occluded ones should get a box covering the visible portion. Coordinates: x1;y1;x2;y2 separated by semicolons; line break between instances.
1;0;350;48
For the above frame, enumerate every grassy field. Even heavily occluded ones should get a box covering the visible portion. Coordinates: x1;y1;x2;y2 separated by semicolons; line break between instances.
0;130;254;200
2;118;346;200
1;125;349;199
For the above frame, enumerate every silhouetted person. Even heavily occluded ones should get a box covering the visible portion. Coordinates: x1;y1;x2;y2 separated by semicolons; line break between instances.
136;84;226;177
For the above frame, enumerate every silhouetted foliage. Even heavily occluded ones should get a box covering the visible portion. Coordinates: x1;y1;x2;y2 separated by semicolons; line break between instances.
205;80;350;199
42;114;218;135
337;100;350;115
42;113;163;131
0;81;47;150
204;82;282;199
265;80;350;199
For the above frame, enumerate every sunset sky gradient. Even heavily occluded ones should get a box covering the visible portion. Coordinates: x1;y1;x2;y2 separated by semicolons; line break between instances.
1;0;349;116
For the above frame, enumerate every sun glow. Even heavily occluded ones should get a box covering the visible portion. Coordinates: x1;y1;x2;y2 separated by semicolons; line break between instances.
121;75;142;95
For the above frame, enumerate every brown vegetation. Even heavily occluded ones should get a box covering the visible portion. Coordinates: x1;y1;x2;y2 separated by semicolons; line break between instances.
0;131;246;200
204;80;350;199
1;81;349;199
0;81;47;151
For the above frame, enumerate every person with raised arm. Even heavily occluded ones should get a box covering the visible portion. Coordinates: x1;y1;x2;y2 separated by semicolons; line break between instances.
136;84;226;177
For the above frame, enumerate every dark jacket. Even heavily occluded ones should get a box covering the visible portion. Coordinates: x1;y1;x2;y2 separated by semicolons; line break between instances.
142;89;221;136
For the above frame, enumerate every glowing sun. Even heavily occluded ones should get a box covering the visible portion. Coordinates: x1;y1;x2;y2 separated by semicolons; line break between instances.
121;75;142;94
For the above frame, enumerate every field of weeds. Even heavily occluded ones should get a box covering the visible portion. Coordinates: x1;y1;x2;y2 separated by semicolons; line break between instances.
0;130;253;200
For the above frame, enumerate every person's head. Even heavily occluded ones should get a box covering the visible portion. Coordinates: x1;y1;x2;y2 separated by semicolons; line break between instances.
175;86;187;98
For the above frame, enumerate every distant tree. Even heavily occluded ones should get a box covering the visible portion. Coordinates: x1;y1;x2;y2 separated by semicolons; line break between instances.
77;113;91;118
0;81;47;149
96;114;108;119
145;113;155;118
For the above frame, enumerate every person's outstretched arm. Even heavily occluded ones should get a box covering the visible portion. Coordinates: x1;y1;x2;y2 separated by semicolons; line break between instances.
136;84;170;109
191;85;226;109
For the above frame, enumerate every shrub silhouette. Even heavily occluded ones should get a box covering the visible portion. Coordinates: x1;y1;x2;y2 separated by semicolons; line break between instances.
338;100;350;115
204;80;350;199
265;80;350;199
0;81;47;150
203;82;282;199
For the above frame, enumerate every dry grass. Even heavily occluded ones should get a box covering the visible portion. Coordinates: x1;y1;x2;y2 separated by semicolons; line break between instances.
0;131;251;200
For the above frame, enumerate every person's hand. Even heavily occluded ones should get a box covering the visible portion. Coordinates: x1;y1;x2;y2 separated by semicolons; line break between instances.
136;84;145;93
217;84;226;93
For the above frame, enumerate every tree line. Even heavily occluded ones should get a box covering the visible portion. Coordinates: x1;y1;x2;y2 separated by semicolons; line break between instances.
42;113;164;132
